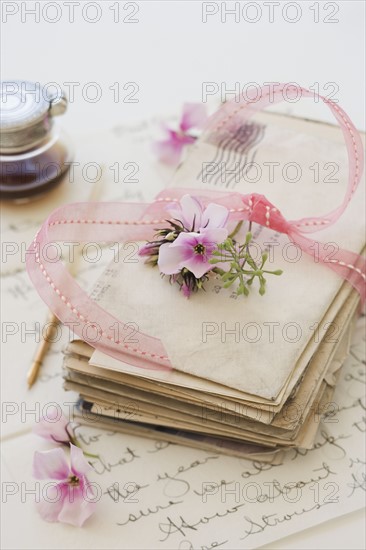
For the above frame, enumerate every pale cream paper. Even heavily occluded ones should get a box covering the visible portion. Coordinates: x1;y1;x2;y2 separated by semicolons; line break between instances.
2;315;365;550
63;286;359;448
1;115;365;550
90;114;365;399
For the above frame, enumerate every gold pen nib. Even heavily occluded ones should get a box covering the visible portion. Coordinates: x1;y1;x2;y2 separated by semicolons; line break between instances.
27;360;42;388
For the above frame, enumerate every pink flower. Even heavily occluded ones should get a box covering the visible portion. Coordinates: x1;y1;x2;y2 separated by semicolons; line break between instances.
33;444;96;527
168;194;229;232
33;405;72;445
153;103;208;165
158;195;229;278
158;228;227;278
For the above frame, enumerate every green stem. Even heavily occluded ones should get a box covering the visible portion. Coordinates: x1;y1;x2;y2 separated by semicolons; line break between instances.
240;221;253;270
72;436;100;459
213;220;282;298
212;267;226;276
84;451;100;459
213;253;232;261
237;270;246;294
228;220;244;240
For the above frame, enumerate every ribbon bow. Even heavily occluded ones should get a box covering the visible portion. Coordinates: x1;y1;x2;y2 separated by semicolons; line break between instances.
26;84;365;371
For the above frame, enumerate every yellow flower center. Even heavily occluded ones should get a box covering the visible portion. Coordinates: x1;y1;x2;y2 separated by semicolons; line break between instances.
68;475;80;487
194;243;206;255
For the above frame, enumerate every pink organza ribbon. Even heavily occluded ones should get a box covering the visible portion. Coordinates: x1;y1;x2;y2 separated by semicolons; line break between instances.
26;85;365;371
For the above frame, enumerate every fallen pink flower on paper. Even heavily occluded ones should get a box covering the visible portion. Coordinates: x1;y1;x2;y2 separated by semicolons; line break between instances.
33;405;72;445
153;103;208;165
33;444;96;527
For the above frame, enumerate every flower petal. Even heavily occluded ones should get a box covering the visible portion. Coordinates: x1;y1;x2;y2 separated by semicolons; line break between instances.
33;406;70;444
35;483;66;522
201;203;229;230
180;103;208;132
158;242;185;275
201;227;228;246
70;444;92;477
58;485;96;527
183;255;211;278
178;195;203;231
33;448;69;480
169;231;199;248
166;204;185;223
152;138;183;166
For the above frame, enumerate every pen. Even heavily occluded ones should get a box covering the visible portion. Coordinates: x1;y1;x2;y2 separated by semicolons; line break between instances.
27;311;59;388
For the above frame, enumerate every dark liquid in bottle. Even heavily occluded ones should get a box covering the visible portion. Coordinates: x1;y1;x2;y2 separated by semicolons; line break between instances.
0;141;71;200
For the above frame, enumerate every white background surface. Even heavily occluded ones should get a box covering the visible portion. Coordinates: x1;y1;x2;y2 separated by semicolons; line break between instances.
1;0;365;132
1;1;365;549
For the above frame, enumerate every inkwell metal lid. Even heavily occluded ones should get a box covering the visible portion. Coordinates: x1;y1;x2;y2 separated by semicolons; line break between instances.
0;80;67;154
0;80;71;200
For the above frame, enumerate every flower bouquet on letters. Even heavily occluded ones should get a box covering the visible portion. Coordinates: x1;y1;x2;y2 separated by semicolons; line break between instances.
139;194;282;298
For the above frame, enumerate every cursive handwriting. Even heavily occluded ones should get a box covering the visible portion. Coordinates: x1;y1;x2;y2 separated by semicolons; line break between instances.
241;460;281;479
157;455;219;498
241;501;333;539
147;440;172;454
290;430;349;460
178;539;229;549
158;503;246;542
347;472;366;497
104;481;149;503
117;499;183;527
91;447;140;475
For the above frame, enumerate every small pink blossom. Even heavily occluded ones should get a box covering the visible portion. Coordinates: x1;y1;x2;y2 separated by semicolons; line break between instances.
33;444;96;527
33;405;72;445
167;194;229;232
153;103;208;165
158;194;229;278
158;228;227;278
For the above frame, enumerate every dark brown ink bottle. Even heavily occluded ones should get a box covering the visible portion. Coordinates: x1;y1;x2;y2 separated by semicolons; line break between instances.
0;80;73;201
